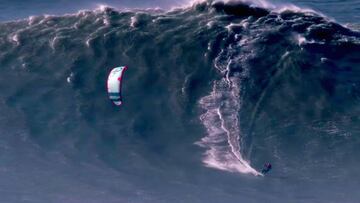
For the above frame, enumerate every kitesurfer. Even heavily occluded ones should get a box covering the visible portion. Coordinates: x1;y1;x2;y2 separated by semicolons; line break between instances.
261;163;272;174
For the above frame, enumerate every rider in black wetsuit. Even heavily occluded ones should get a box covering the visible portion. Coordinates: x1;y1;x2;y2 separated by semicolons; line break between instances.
261;163;272;174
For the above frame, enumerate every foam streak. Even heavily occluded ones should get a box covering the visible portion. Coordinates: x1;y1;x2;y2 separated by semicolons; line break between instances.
197;78;261;176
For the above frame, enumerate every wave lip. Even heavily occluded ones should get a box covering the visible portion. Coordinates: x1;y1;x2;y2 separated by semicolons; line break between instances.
211;0;269;17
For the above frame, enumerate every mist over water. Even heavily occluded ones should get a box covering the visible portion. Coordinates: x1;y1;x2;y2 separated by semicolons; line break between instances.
0;0;185;21
0;0;359;202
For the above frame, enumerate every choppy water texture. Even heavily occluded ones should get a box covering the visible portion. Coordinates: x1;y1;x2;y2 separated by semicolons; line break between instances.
0;0;360;202
0;0;359;24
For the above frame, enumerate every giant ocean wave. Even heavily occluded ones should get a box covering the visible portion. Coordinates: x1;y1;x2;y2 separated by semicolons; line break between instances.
0;0;360;201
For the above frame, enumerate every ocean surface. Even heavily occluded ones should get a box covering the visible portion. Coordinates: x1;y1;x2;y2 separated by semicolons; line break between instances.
0;0;359;202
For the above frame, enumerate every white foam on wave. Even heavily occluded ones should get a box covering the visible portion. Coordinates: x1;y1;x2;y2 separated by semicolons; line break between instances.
96;4;111;12
67;72;74;84
197;48;261;175
295;34;317;46
102;17;110;26
130;16;138;28
85;38;92;47
296;34;306;46
183;0;328;19
183;0;271;8
49;36;58;50
197;77;261;176
28;16;38;26
196;20;268;176
10;34;19;45
344;23;360;32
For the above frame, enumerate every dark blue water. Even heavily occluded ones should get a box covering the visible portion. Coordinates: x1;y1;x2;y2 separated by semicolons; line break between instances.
0;0;359;202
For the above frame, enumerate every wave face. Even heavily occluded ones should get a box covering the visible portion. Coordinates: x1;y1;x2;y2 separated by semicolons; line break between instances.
0;0;360;202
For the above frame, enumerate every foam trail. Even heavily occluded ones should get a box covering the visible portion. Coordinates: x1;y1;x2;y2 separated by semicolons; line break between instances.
197;78;261;176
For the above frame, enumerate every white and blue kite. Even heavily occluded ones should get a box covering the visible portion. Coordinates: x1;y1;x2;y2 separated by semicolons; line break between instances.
107;66;128;106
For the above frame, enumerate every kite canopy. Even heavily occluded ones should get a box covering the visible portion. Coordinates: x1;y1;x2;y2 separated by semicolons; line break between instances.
107;66;127;106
